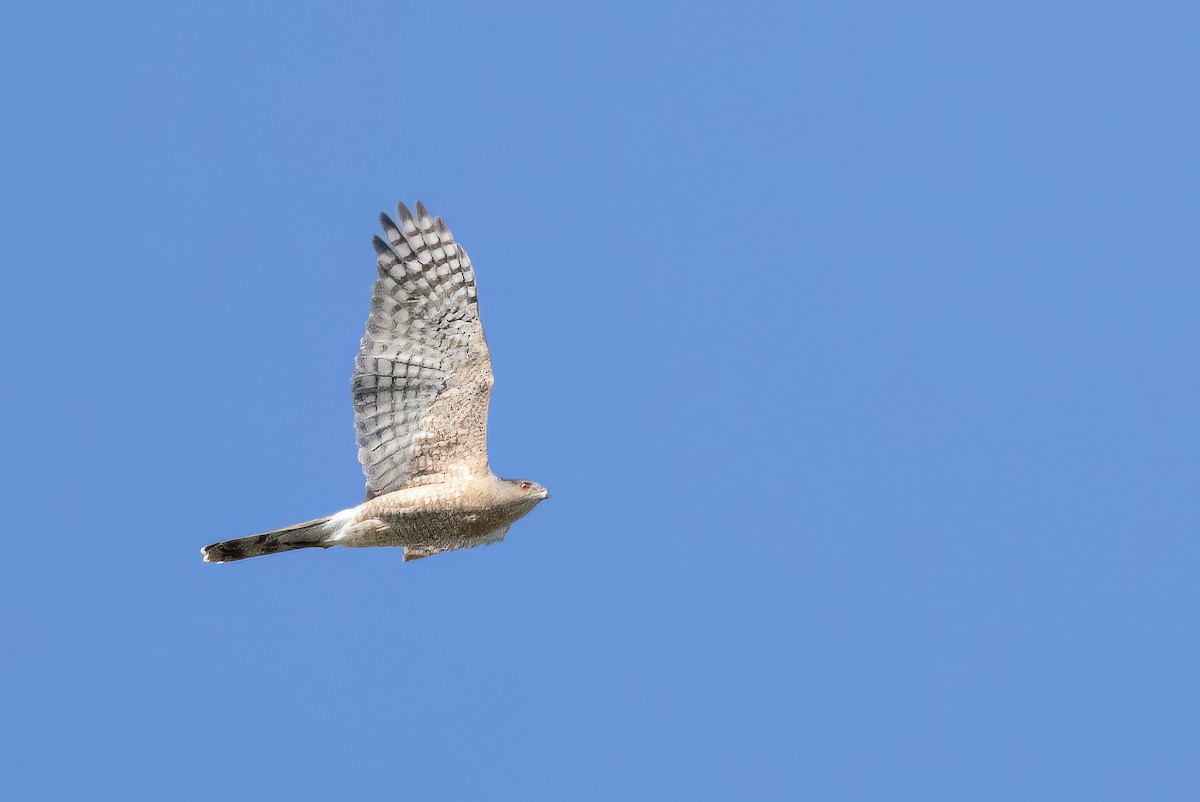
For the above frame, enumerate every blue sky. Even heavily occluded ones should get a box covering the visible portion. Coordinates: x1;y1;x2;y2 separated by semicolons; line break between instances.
4;1;1199;799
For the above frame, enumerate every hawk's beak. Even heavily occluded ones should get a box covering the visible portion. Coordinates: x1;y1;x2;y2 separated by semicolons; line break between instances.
539;489;551;500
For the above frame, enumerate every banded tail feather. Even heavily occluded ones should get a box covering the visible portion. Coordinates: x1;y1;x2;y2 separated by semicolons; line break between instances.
202;515;336;563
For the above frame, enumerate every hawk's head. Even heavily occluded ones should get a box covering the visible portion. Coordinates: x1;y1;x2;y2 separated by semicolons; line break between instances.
502;478;550;504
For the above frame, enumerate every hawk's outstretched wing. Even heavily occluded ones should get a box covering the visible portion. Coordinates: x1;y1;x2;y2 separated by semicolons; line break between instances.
353;201;493;499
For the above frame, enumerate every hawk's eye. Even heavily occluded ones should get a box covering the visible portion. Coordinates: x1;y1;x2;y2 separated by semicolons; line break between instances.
519;481;532;490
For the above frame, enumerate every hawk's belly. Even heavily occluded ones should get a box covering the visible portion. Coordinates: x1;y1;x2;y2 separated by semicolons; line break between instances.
344;482;533;559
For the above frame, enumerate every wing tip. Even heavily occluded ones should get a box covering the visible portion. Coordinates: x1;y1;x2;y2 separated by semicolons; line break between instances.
372;235;396;258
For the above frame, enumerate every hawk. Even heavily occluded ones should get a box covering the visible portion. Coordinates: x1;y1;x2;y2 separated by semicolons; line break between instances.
202;201;549;563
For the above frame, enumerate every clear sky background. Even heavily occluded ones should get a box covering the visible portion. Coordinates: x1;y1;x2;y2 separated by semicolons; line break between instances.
3;1;1198;799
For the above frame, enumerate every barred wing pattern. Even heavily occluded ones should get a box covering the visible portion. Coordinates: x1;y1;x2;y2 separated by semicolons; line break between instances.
353;201;494;499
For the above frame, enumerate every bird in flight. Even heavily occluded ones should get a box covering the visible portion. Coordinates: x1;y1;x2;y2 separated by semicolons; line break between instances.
202;201;549;563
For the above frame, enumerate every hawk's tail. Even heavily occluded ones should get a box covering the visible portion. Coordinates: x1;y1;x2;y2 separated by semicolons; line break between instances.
202;515;339;563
